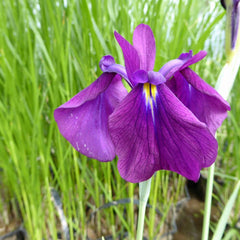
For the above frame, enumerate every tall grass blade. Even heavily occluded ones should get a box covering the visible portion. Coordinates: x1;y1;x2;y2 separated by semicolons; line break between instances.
212;180;240;240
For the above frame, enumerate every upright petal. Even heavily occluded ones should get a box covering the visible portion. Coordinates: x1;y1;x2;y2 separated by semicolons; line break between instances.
54;73;128;161
114;31;140;85
168;68;230;134
109;83;218;183
133;24;156;71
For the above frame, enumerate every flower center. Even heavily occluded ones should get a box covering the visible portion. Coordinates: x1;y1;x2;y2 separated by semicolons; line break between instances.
143;83;157;104
143;83;157;121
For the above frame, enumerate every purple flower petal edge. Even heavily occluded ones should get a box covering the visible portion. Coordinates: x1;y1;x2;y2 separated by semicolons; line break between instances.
54;73;128;161
180;68;230;134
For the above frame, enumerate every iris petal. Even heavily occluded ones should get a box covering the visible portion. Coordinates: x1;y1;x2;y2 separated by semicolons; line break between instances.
54;73;128;161
99;55;130;85
154;84;218;181
132;70;149;84
179;50;207;70
160;51;207;80
109;83;218;183
148;71;166;85
114;31;140;85
167;68;231;134
133;24;156;71
131;70;166;86
109;84;158;183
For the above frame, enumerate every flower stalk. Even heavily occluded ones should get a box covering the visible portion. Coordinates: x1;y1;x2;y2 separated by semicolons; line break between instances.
136;178;152;240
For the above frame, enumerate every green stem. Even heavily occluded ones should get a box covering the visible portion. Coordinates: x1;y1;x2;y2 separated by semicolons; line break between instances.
136;178;152;240
201;163;215;240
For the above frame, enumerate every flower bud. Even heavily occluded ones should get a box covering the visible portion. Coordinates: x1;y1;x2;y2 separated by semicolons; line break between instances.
224;0;240;59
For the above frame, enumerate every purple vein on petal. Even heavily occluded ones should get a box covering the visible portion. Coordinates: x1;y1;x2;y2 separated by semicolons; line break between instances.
109;83;218;183
109;84;159;183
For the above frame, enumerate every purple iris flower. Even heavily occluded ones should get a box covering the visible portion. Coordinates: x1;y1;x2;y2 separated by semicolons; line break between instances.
54;24;230;183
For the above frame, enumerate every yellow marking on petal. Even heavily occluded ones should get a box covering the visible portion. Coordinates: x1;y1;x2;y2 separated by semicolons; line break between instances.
143;83;151;102
143;83;157;121
151;84;157;100
143;83;157;104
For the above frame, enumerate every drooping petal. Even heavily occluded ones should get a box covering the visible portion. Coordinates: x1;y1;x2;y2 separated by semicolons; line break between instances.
133;24;156;71
167;68;230;135
114;31;140;85
159;51;207;80
109;83;218;183
109;84;159;183
165;70;190;108
154;84;218;180
54;73;128;161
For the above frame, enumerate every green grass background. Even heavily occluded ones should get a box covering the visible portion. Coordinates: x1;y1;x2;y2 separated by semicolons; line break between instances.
0;0;239;239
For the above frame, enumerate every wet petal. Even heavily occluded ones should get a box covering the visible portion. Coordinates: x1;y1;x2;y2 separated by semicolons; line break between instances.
114;31;140;85
133;24;156;71
54;73;128;161
109;83;218;183
160;51;207;80
168;68;231;134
